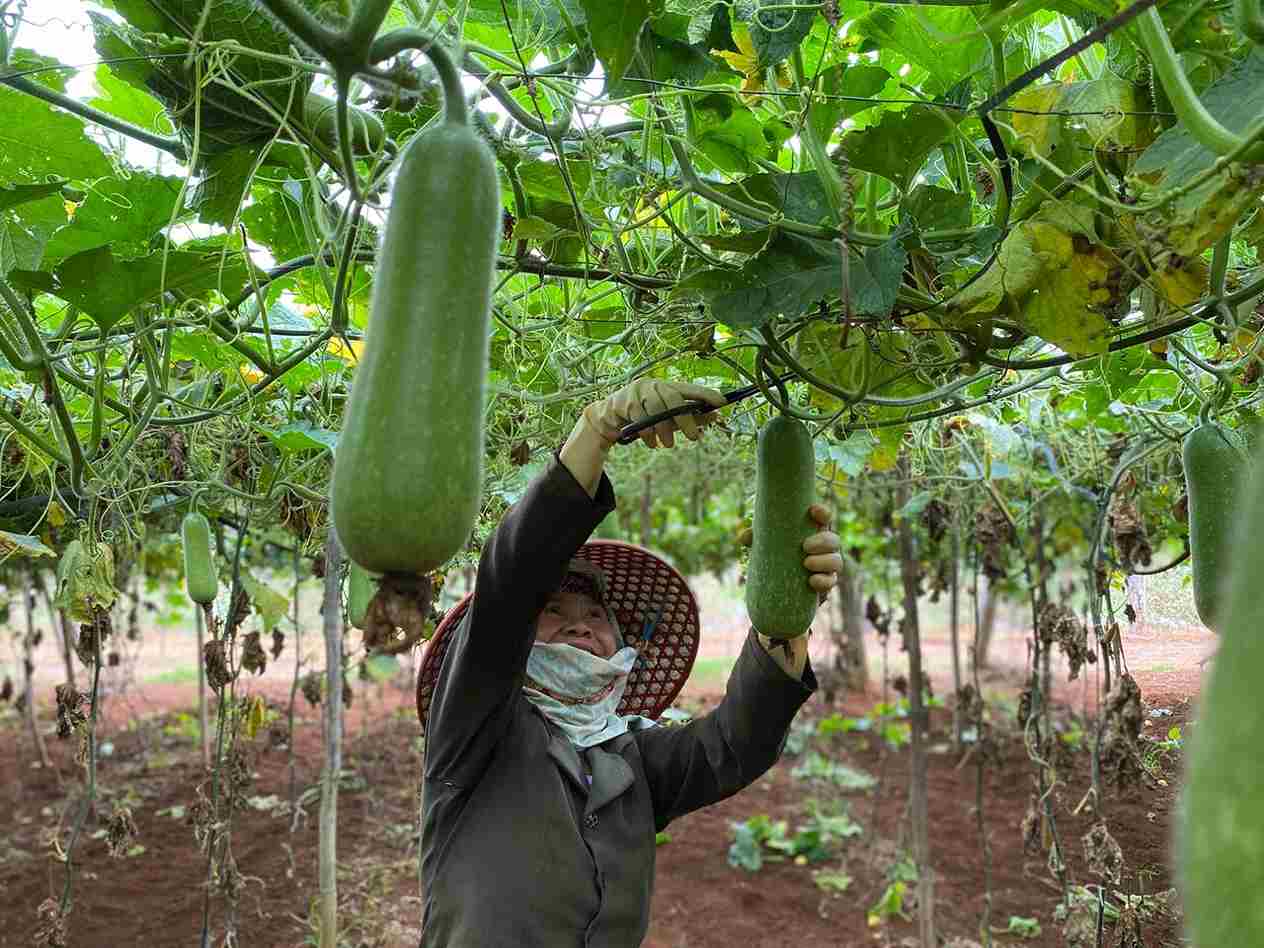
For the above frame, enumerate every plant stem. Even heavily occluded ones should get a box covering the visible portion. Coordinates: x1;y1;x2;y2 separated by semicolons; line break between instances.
1137;7;1250;157
0;71;187;160
318;529;344;946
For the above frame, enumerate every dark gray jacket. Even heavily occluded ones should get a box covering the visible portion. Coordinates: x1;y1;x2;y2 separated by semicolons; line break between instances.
420;455;816;947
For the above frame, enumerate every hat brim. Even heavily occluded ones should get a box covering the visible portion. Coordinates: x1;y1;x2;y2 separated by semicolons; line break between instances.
416;540;700;732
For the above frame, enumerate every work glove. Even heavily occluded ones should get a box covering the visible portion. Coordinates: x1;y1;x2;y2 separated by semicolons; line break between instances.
583;379;727;449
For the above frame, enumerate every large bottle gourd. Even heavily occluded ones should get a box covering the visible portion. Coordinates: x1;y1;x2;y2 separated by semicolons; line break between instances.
331;98;499;575
744;415;818;639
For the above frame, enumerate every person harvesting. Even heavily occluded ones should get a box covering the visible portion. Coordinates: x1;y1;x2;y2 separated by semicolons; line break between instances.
414;379;843;947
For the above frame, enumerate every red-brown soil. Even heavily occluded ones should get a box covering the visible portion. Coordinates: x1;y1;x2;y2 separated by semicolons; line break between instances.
0;675;1194;947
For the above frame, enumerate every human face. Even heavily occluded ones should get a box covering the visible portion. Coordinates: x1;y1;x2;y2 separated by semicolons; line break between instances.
534;590;618;659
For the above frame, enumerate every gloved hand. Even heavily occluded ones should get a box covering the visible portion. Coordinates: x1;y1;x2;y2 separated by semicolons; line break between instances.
582;379;727;449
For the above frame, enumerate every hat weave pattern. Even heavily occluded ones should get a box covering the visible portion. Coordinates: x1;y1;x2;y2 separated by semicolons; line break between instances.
416;540;700;731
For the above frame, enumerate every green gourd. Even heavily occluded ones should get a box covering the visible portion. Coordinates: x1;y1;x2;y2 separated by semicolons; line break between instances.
302;92;386;156
1182;422;1249;631
347;562;377;628
745;415;818;639
182;511;216;605
1178;439;1264;945
330;106;499;575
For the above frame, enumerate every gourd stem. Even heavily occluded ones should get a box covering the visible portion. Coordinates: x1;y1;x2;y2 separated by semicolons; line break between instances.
346;0;394;54
758;324;870;405
1236;0;1264;44
370;29;467;126
255;0;344;63
1136;7;1247;157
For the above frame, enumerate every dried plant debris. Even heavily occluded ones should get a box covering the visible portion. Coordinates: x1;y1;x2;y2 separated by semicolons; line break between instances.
1038;603;1096;681
301;671;323;707
240;630;267;675
362;572;436;655
1021;793;1042;853
33;898;68;948
269;629;285;660
55;685;87;739
974;502;1013;580
1082;821;1124;884
0;676;12;703
188;783;217;853
165;429;187;481
921;498;950;544
1108;498;1153;570
105;804;139;858
1100;674;1145;787
227;585;252;634
75;607;113;666
865;595;891;638
203;639;236;691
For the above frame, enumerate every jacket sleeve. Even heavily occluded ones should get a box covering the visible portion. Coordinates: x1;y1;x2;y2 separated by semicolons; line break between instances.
423;452;616;787
633;629;816;832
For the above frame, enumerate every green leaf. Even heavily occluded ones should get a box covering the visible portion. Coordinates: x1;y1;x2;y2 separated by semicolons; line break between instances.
0;181;69;213
1134;51;1264;188
190;149;259;228
240;186;309;262
261;420;338;454
0;531;57;559
688;94;766;173
44;171;185;263
89;64;174;134
900;184;971;232
0;84;113;182
675;231;905;328
747;0;816;67
43;242;252;331
808;64;891;142
1;196;67;276
239;571;290;634
581;0;657;84
712;172;832;229
607;15;718;99
843;103;964;190
851;5;990;89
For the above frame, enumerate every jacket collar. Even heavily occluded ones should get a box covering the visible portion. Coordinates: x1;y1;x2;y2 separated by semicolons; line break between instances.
542;718;635;814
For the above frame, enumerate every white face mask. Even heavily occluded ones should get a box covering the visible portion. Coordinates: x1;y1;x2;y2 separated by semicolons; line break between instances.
522;643;656;748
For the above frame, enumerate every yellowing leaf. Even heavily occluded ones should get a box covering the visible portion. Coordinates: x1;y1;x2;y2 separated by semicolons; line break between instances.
326;337;364;361
245;695;266;740
46;501;67;528
1009;85;1067;157
1154;257;1208;308
1019;241;1114;357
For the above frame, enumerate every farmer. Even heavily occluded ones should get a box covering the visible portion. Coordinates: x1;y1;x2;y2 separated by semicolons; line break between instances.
415;379;843;947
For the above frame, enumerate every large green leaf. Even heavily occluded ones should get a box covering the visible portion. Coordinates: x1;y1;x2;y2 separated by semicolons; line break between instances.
89;65;174;134
0;181;68;213
842;103;964;190
38;241;253;331
189;149;259;227
43;171;185;263
581;0;658;84
1134;51;1264;187
688;94;767;173
746;0;817;67
0;196;67;276
807;64;891;142
712;172;832;229
674;231;906;328
851;5;990;89
0;85;113;182
607;14;718;99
